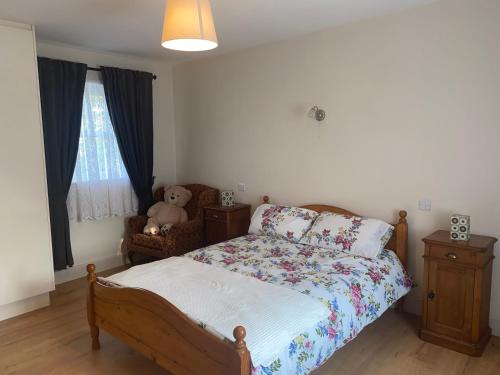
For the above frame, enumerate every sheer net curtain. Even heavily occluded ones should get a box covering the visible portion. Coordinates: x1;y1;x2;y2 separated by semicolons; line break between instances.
67;73;138;221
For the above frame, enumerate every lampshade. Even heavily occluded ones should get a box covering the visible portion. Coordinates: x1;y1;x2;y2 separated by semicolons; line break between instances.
161;0;218;52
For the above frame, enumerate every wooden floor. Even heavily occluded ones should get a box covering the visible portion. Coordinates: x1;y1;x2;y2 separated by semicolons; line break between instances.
1;268;499;375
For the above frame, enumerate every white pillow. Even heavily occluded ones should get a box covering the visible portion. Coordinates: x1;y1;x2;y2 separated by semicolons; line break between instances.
248;204;318;243
300;212;393;258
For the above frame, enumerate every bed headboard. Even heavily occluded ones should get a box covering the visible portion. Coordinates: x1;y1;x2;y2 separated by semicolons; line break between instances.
262;196;408;269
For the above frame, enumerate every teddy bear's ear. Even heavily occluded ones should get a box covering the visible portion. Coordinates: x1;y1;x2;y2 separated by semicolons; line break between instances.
185;188;193;200
164;184;171;191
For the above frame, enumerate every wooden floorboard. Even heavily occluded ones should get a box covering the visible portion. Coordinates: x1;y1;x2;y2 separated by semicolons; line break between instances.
1;267;499;375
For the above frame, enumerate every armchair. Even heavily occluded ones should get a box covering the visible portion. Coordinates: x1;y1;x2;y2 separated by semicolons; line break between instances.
125;184;218;265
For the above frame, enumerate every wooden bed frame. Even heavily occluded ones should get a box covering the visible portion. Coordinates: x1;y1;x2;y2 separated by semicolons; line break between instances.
86;197;408;375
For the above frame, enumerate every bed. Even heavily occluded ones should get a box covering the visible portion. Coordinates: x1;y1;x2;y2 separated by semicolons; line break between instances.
86;199;411;375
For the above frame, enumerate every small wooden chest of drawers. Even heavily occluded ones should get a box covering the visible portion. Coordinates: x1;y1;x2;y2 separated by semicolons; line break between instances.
420;230;497;356
204;203;251;246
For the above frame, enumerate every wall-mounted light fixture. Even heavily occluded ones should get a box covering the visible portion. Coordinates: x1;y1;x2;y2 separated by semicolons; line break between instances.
309;106;326;122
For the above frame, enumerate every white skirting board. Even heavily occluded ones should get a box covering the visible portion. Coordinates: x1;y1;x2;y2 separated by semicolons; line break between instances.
54;255;125;285
490;317;500;337
0;256;124;322
402;296;422;317
1;270;499;338
0;293;50;322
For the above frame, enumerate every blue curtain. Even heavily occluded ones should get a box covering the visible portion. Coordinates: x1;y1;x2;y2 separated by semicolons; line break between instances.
101;67;154;214
37;57;87;270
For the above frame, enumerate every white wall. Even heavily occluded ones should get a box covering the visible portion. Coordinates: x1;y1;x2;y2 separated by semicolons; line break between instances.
173;0;500;333
36;42;177;280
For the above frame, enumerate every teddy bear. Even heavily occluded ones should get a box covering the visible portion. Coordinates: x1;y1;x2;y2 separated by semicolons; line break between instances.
143;185;192;236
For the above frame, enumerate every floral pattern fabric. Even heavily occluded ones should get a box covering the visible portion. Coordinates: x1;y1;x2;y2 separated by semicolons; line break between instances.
185;235;412;374
248;204;318;243
300;212;394;258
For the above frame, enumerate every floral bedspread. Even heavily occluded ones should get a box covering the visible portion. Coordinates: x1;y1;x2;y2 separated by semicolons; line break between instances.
185;235;412;375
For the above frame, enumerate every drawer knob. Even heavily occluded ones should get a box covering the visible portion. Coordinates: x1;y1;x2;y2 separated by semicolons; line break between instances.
446;252;458;260
428;291;435;301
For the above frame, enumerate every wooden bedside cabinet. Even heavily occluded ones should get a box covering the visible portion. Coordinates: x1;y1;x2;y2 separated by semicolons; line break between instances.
204;203;251;246
420;230;497;356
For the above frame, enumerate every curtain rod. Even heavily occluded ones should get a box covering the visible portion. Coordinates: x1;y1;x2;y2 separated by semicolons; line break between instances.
87;66;157;80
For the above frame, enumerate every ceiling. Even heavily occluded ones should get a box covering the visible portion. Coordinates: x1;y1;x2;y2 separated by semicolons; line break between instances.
0;0;437;62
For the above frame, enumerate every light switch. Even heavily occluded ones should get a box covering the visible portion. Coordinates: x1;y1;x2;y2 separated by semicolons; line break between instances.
418;199;432;211
237;183;246;192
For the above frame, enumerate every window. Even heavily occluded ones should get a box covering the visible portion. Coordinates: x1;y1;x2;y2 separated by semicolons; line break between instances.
67;76;138;221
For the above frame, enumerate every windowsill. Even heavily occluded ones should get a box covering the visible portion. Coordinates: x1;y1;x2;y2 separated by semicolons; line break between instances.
69;211;138;223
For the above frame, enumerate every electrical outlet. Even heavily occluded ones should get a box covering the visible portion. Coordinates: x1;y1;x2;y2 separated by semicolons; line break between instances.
418;199;432;211
237;183;246;192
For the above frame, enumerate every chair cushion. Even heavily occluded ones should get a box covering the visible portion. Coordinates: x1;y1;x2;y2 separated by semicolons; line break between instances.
132;234;165;250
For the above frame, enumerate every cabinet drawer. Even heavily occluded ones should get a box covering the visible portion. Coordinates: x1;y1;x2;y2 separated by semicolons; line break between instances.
429;246;476;265
205;209;227;222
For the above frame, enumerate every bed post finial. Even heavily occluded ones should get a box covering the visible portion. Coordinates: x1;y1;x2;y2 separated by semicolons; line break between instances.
87;264;96;282
233;326;246;349
233;326;250;373
398;210;407;224
396;210;408;313
263;196;270;204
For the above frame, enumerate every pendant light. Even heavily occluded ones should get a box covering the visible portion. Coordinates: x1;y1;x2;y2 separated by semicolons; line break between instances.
161;0;218;52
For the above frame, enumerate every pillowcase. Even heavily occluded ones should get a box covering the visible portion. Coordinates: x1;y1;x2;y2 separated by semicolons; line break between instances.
248;204;319;243
299;212;393;258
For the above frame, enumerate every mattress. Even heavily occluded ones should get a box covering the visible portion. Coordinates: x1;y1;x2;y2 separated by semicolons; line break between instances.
184;234;412;375
104;256;330;367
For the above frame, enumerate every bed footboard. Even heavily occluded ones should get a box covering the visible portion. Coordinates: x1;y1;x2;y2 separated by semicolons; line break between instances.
86;264;251;375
